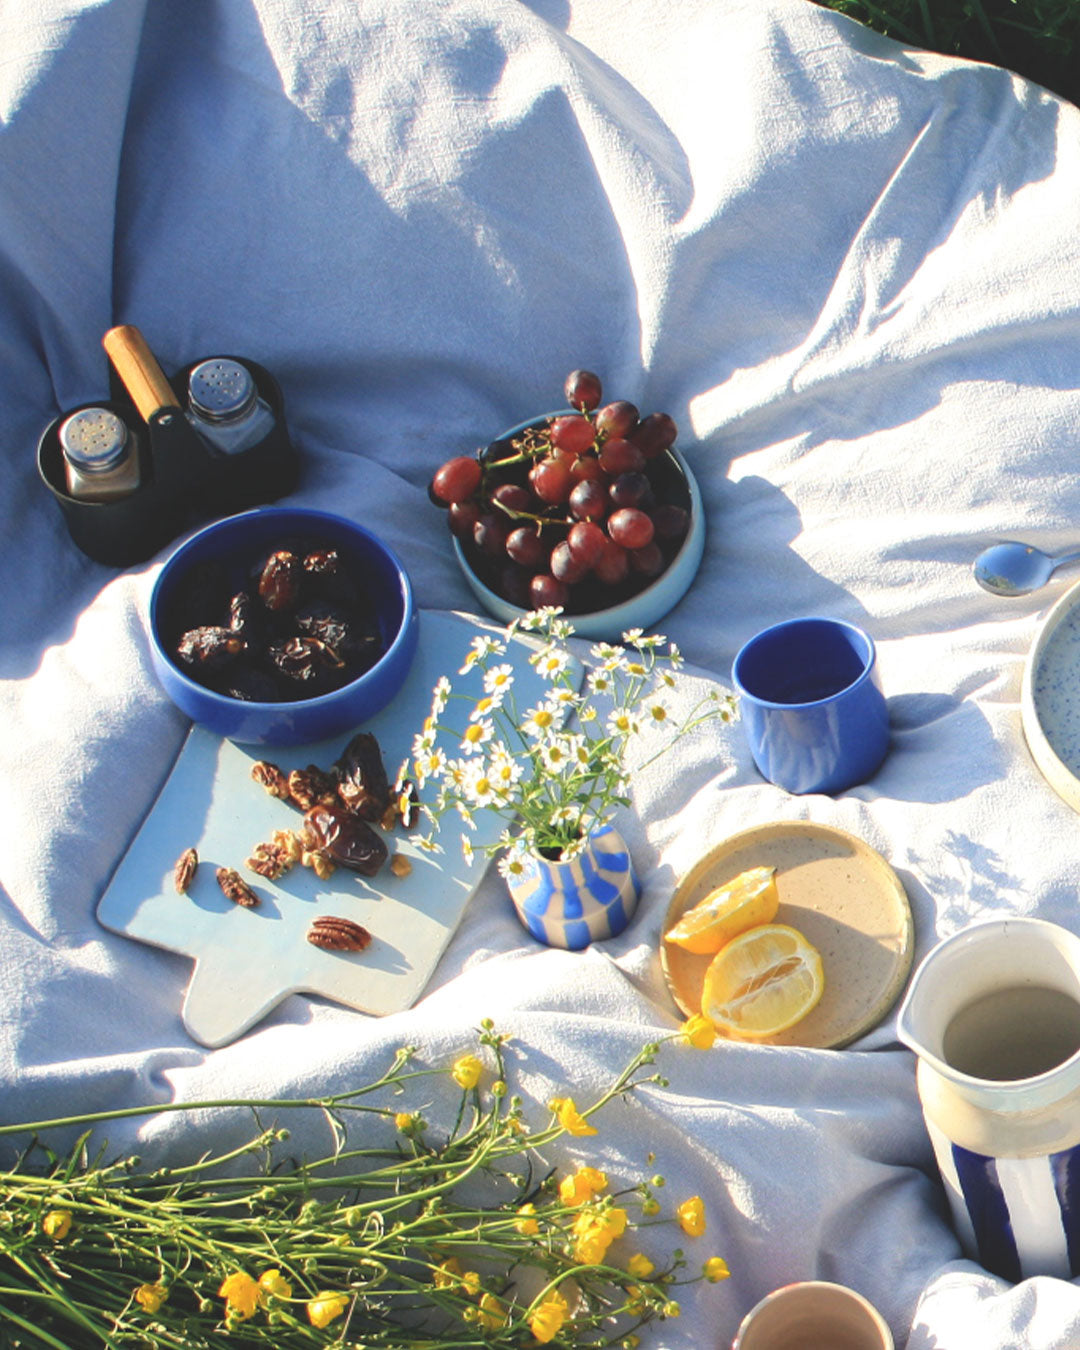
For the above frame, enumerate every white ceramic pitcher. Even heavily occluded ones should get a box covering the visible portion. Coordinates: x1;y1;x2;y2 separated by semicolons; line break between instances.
898;917;1080;1282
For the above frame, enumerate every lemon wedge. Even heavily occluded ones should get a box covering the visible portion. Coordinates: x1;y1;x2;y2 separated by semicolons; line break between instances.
701;923;824;1040
665;865;779;955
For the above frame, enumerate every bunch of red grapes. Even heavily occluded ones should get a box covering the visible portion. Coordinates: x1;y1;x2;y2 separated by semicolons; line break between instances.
430;369;691;613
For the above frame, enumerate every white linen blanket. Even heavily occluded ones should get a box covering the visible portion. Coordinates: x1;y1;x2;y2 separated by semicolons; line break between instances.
6;0;1080;1344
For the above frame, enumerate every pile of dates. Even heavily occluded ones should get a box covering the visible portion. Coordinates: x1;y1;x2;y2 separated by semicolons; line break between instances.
429;368;692;614
165;536;385;702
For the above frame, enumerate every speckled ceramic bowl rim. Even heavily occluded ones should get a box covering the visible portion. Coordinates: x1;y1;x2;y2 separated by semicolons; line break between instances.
450;413;705;641
1021;576;1080;814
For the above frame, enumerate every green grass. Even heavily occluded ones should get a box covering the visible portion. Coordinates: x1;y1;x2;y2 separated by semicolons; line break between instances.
812;0;1080;105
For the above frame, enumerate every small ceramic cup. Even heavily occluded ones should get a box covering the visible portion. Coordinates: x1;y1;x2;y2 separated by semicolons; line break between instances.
731;1280;894;1350
731;617;889;795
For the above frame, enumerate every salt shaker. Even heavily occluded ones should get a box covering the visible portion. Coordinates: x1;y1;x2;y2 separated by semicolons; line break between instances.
60;407;140;501
185;358;276;455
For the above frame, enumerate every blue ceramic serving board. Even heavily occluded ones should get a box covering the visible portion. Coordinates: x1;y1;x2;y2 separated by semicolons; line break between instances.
98;611;577;1047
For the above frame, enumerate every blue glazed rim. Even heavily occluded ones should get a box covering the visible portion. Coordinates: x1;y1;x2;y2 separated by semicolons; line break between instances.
731;616;875;708
149;505;417;743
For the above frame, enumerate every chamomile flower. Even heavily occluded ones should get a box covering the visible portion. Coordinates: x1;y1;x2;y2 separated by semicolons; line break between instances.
497;847;529;881
463;761;498;808
607;709;640;738
483;663;515;695
489;748;523;793
522;703;558;739
644;699;671;727
531;644;572;680
460;635;504;673
461;834;475;865
540;737;575;773
412;746;447;787
547;685;580;711
460;720;494;754
469;693;503;722
587;667;615;695
521;605;563;631
431;674;452;715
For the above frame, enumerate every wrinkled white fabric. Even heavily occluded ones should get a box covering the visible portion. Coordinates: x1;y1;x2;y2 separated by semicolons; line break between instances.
5;0;1080;1344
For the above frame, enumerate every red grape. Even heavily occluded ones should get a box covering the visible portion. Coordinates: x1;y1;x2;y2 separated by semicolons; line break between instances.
607;507;654;550
609;471;650;509
474;512;510;556
506;526;549;569
491;483;533;513
569;479;608;521
448;500;481;539
570;454;605;483
530;573;570;609
550;540;589;584
599;438;646;476
499;565;533;608
594;537;630;585
567;520;606;567
630;412;677;459
653;503;689;541
529;457;574;505
431;455;481;504
596;400;639;440
550;415;596;456
630;541;664;577
564;369;602;412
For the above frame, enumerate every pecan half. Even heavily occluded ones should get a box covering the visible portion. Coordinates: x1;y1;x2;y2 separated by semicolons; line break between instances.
216;866;260;908
307;916;373;952
174;847;198;894
251;760;290;799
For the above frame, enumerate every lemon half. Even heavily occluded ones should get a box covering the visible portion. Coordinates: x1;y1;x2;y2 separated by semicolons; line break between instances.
701;922;824;1041
665;865;779;955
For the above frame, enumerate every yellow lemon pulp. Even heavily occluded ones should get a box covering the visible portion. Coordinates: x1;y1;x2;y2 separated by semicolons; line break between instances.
665;866;779;955
701;923;824;1040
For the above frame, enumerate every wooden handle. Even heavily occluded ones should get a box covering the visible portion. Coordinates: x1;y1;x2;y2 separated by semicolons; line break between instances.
102;325;180;422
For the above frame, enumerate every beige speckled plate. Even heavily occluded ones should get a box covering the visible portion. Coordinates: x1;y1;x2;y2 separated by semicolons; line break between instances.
660;821;914;1049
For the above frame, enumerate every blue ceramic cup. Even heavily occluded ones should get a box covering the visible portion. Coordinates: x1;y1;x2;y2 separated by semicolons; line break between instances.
732;617;889;795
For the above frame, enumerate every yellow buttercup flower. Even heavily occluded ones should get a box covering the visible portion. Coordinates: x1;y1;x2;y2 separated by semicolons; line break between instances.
679;1013;717;1050
515;1203;540;1235
559;1165;608;1206
134;1283;168;1313
394;1111;412;1131
219;1270;260;1320
572;1205;627;1263
704;1256;730;1282
627;1252;655;1278
549;1096;598;1136
530;1289;569;1344
452;1053;483;1090
41;1210;72;1240
477;1291;507;1330
434;1257;463;1288
460;1269;481;1297
677;1195;706;1237
258;1268;292;1300
307;1290;349;1328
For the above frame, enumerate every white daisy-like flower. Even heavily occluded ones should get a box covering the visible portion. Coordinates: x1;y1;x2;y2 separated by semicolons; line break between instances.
443;757;472;788
607;709;640;738
460;719;494;754
430;675;452;715
667;642;684;668
460;635;504;673
461;834;475;865
549;616;574;641
540;737;574;773
412;726;436;757
531;645;572;681
645;699;671;727
590;641;620;662
498;848;530;881
454;800;476;826
626;658;649;677
411;834;441;854
579;705;598;722
621;627;645;645
562;734;590;769
587;667;614;695
547;685;579;710
463;760;497;808
489;747;524;794
469;692;504;722
521;703;558;739
412;746;447;787
483;663;515;695
657;669;677;688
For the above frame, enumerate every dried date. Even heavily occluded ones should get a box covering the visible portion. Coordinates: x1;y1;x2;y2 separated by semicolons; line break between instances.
252;760;291;799
268;635;344;686
258;550;303;612
216;867;260;908
176;626;245;670
307;915;372;952
334;731;390;822
302;804;388;877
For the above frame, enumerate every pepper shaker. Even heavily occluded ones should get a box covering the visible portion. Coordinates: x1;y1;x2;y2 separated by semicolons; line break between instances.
186;358;276;455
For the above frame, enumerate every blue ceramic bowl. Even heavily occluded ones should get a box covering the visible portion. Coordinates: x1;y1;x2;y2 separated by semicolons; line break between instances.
451;415;705;641
149;506;418;746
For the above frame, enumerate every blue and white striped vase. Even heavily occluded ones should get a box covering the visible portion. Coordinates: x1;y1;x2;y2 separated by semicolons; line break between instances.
505;823;640;950
898;918;1080;1282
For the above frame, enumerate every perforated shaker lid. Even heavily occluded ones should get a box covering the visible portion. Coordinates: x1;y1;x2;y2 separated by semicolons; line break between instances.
188;359;257;423
58;408;131;472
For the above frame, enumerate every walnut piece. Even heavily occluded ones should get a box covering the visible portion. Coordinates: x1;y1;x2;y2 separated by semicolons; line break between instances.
287;765;340;812
307;916;373;952
246;829;303;880
251;760;290;799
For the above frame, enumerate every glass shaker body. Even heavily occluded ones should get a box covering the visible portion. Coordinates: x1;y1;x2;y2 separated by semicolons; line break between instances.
60;407;140;501
186;359;276;455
